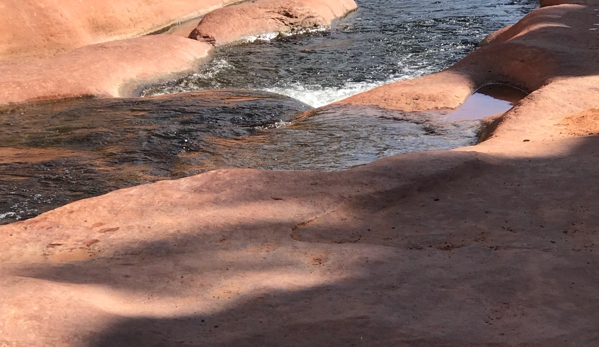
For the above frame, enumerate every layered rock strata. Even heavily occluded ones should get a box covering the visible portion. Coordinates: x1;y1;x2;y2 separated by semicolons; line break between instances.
188;0;358;45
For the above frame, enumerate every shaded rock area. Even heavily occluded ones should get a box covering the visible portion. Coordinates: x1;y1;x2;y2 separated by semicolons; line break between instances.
2;138;599;346
188;0;357;45
0;35;213;105
0;90;310;224
3;0;599;346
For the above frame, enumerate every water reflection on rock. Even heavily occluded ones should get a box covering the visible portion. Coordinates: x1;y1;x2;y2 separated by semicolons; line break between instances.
203;105;480;171
0;91;480;224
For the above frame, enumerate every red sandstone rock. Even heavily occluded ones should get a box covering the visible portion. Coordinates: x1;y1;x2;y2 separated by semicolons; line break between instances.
0;35;212;104
188;0;357;45
0;0;357;105
539;0;585;6
2;138;599;345
0;0;243;61
338;1;599;147
3;0;599;346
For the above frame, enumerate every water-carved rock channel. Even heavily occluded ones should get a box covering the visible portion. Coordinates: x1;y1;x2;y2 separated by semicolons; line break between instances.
0;0;536;224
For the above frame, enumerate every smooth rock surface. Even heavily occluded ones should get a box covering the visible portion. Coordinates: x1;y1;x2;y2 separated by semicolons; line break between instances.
0;35;213;104
188;0;358;45
2;138;599;346
0;0;243;61
2;1;599;346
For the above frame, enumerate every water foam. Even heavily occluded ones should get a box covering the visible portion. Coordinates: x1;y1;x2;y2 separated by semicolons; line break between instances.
140;58;235;96
261;64;437;108
243;27;329;44
262;81;393;108
260;54;441;107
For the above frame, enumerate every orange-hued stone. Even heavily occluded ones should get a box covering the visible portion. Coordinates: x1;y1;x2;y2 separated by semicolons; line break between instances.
3;1;599;346
188;0;357;45
0;0;243;61
0;35;212;104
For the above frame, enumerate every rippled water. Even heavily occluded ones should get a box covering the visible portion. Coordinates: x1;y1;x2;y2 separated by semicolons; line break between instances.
0;85;524;224
202;105;481;171
0;91;309;223
143;0;538;106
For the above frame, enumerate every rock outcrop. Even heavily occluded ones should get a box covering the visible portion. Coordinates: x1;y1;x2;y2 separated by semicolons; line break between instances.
2;0;599;346
0;0;358;105
188;0;357;45
0;35;213;104
337;0;598;114
0;0;243;61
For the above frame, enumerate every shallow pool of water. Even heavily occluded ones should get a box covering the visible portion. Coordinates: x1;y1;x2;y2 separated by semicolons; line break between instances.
200;105;481;171
444;84;528;121
0;91;309;223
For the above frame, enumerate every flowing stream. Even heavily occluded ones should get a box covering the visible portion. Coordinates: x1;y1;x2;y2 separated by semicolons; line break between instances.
0;0;537;223
143;0;537;107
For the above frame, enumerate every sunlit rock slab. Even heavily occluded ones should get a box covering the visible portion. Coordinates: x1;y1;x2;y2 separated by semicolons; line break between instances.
189;0;357;46
0;0;244;60
0;35;213;105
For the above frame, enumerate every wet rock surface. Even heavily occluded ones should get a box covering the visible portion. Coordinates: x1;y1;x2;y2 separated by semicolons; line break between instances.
146;0;536;107
206;104;481;171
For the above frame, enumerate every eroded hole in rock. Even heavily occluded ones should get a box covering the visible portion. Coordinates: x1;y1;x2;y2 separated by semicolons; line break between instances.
444;84;528;121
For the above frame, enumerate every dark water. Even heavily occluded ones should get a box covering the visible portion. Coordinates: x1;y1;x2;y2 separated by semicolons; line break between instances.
0;85;524;224
0;1;537;223
0;91;310;223
142;0;538;106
